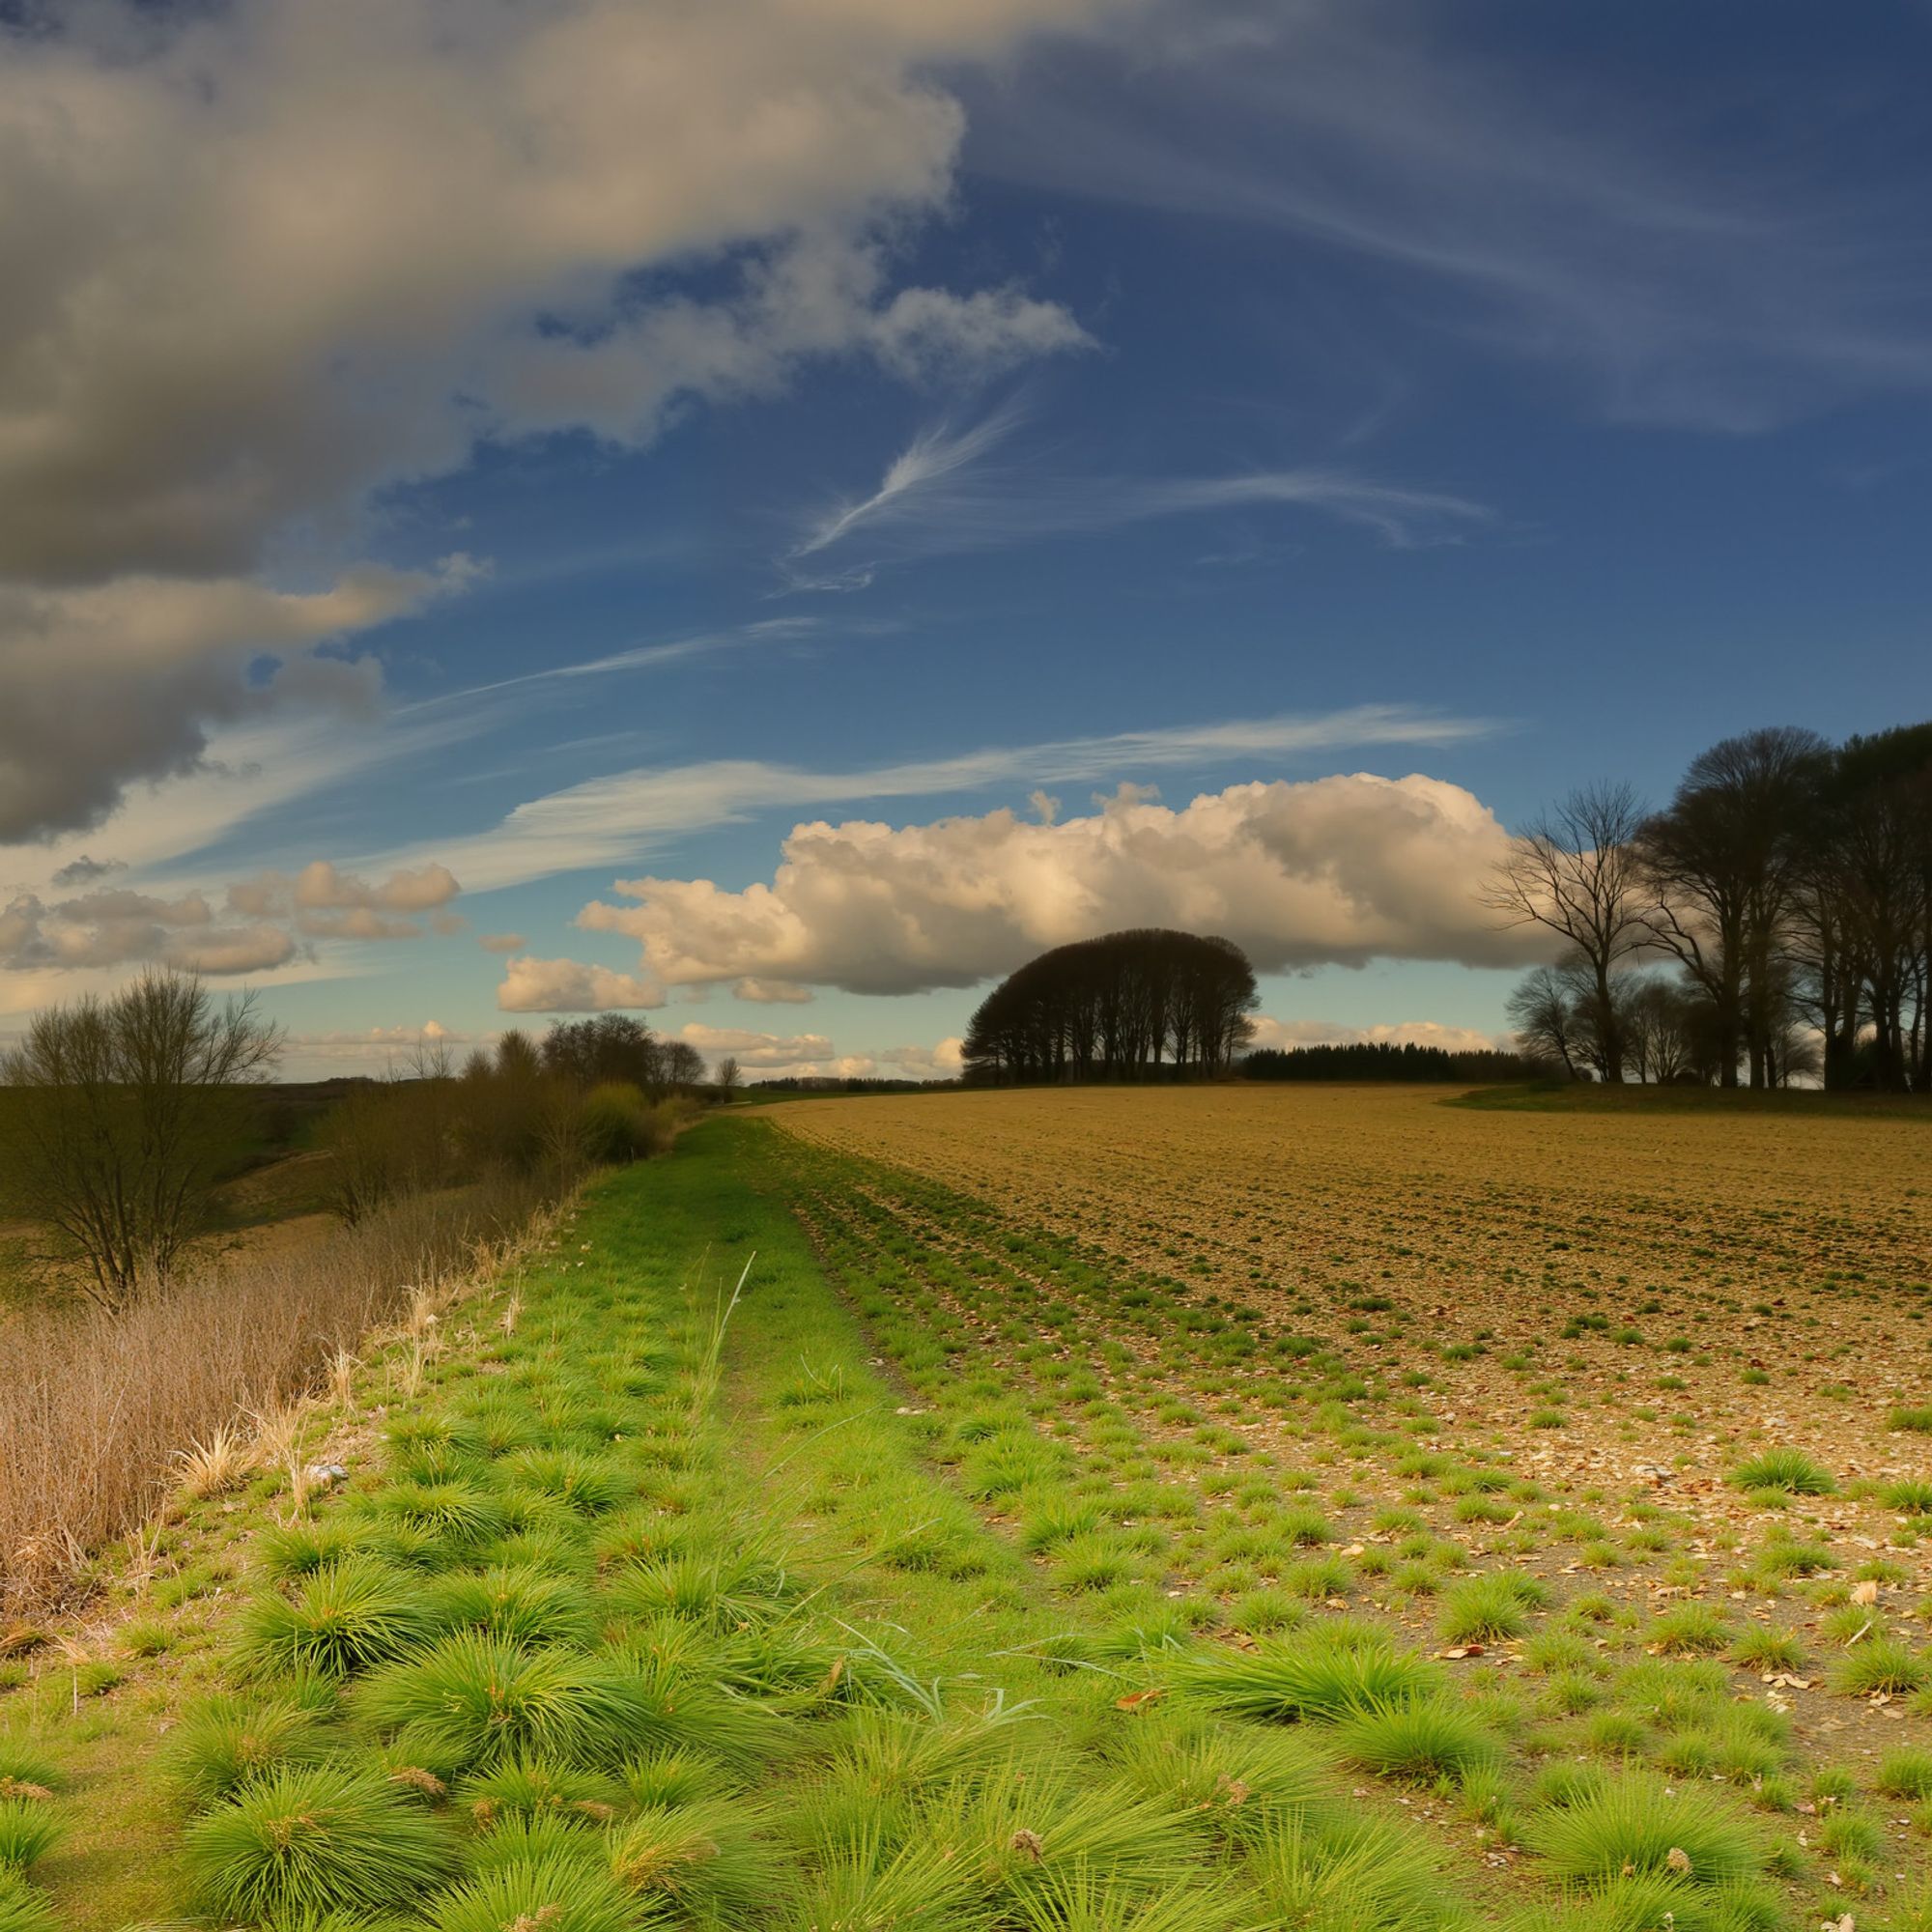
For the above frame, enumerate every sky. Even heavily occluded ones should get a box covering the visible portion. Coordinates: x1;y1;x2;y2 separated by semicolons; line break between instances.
3;0;1931;1080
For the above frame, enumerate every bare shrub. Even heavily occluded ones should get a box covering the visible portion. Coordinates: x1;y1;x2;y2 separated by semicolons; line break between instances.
0;971;281;1306
578;1082;675;1163
0;1178;548;1618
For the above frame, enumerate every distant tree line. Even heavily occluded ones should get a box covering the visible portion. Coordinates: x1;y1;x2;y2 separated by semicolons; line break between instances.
526;1013;707;1095
1241;1041;1536;1084
962;929;1258;1085
1491;723;1931;1091
749;1076;947;1095
316;1015;719;1226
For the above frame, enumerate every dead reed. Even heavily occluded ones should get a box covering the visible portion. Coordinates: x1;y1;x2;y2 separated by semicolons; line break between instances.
0;1178;548;1618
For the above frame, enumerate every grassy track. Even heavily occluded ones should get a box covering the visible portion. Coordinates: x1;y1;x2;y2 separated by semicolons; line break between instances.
5;1116;1921;1929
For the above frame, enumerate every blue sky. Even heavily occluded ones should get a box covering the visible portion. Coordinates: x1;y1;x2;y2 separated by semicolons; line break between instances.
2;0;1929;1077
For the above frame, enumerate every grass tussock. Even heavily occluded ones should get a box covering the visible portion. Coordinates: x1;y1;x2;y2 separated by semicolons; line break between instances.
1725;1447;1835;1496
182;1761;456;1918
1524;1771;1764;1889
1168;1621;1442;1722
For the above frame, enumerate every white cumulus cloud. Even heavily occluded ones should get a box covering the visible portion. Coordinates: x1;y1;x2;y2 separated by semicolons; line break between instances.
571;771;1543;997
497;956;666;1013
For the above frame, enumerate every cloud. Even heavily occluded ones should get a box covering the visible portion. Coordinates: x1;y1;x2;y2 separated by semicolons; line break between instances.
431;618;829;706
374;703;1501;894
673;1023;837;1068
10;696;498;906
0;890;295;976
966;0;1932;431
293;862;460;913
479;932;528;955
867;285;1092;381
574;771;1547;997
656;1021;962;1081
0;560;470;841
49;856;126;888
1;854;463;983
0;0;1101;586
1248;1016;1502;1054
225;861;462;942
791;402;1032;557
0;1;1105;846
736;1036;966;1082
734;978;815;1004
784;402;1490;579
497;956;666;1013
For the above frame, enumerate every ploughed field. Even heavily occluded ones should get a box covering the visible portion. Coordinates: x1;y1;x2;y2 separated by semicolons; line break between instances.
766;1085;1932;1912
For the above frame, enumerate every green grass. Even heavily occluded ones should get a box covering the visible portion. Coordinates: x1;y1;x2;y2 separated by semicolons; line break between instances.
236;1552;440;1678
0;1804;59;1880
1525;1770;1764;1888
1331;1698;1503;1785
1830;1637;1928;1696
1726;1448;1836;1496
160;1692;330;1804
182;1762;455;1918
0;1876;57;1932
1436;1571;1548;1644
428;1857;641;1932
1168;1622;1442;1721
1878;1748;1932;1800
1647;1602;1733;1656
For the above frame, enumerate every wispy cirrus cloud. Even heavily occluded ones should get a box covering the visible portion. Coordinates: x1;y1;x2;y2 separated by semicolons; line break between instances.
364;701;1504;895
964;0;1932;431
781;401;1492;582
418;616;833;707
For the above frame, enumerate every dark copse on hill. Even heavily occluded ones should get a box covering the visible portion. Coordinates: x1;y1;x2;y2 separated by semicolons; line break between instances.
962;927;1258;1085
1240;1041;1537;1083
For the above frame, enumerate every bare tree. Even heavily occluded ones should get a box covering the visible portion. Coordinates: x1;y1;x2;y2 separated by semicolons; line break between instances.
715;1055;743;1101
658;1040;706;1093
1504;961;1588;1080
0;971;282;1308
1636;727;1826;1088
1483;782;1649;1082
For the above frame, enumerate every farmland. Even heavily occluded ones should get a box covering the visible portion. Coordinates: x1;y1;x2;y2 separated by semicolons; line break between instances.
765;1085;1932;1918
6;1094;1932;1932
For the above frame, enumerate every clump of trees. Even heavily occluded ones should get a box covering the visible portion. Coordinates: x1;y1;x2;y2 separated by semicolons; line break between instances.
963;929;1258;1085
0;972;282;1309
1492;723;1931;1090
320;1013;708;1226
1242;1041;1535;1083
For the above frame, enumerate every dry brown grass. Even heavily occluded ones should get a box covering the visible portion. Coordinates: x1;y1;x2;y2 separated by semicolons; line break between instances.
0;1177;547;1618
